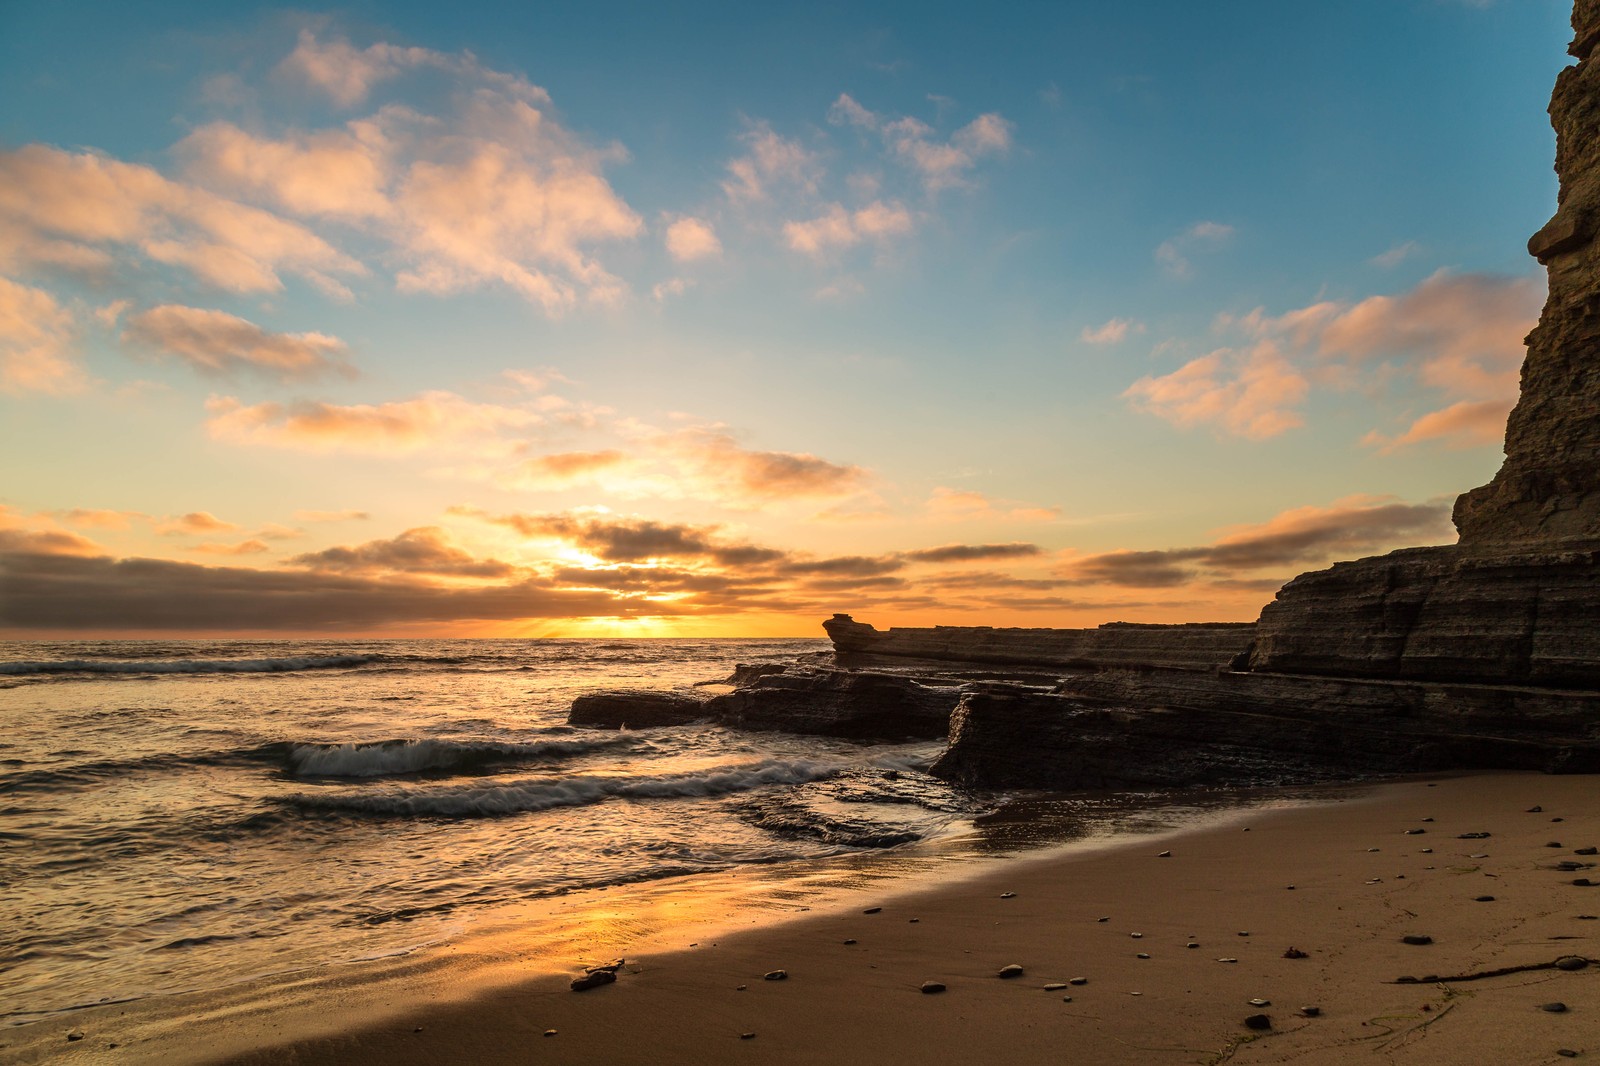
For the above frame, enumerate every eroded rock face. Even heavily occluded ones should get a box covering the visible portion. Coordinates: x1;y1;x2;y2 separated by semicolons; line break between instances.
569;689;715;729
1454;3;1600;545
706;667;959;739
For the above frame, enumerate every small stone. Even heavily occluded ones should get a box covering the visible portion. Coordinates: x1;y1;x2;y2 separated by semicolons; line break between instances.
1136;953;1150;959
1406;829;1426;835
1475;895;1496;902
1244;1014;1272;1031
1402;935;1434;946
1237;931;1251;937
1000;891;1016;898
1554;817;1566;823
1217;957;1238;964
1130;932;1144;939
764;970;788;981
66;1030;85;1042
1061;995;1073;1002
1422;817;1434;822
570;969;616;991
863;907;881;914
1069;977;1088;985
1097;916;1110;923
1043;983;1069;990
997;964;1025;979
1420;848;1433;854
1368;848;1381;853
542;1029;557;1037
1548;842;1566;848
1541;1002;1569;1013
1283;947;1309;959
1555;956;1588;971
1558;1050;1577;1058
1470;853;1489;859
843;939;856;945
1528;806;1544;813
1458;832;1491;839
1574;878;1596;887
909;918;920;923
921;981;946;994
1286;885;1295;890
1187;942;1200;949
736;985;747;991
1158;850;1172;858
1300;1006;1321;1017
740;1032;756;1039
1579;914;1600;920
1577;847;1599;856
1248;998;1271;1007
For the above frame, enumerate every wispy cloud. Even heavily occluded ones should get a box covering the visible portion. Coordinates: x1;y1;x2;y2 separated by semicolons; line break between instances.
783;201;914;256
663;216;722;262
122;305;352;381
1080;317;1145;345
1154;220;1234;279
828;94;1012;193
0;275;86;395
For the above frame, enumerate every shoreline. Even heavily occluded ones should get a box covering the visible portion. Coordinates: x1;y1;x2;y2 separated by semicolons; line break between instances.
8;770;1597;1065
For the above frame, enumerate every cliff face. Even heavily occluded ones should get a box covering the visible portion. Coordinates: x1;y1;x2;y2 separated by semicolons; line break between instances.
1456;0;1600;544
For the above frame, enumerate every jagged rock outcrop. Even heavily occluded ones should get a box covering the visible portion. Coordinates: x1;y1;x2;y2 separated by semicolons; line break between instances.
569;689;715;729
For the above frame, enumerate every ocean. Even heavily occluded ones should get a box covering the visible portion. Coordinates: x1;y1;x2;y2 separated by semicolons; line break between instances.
0;637;1300;1030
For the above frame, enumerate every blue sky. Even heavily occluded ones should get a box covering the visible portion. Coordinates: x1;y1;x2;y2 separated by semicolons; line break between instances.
0;0;1572;636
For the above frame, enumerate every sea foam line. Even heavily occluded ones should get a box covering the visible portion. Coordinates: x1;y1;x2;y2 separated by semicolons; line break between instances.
287;736;635;779
0;654;382;676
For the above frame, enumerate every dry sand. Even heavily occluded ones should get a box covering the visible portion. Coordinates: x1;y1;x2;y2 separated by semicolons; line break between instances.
7;772;1597;1066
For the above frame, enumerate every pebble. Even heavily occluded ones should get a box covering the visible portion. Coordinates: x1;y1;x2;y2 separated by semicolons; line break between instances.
736;985;747;991
1470;853;1489;859
999;891;1016;898
1283;947;1309;959
921;981;946;994
1578;847;1599;856
1405;829;1426;835
1043;983;1069;991
1420;848;1433;854
1474;895;1496;902
1422;817;1434;822
1187;942;1201;949
1243;1014;1272;1031
1555;956;1588;971
843;939;856;945
1130;932;1144;939
1136;953;1150;959
741;1032;756;1039
1558;1051;1578;1059
66;1030;85;1042
863;907;882;914
543;1030;557;1037
1217;957;1238;964
1548;842;1566;848
1573;878;1596;887
997;964;1025;979
1248;998;1270;1007
1061;995;1073;1003
1540;1002;1569;1013
1097;916;1110;923
1554;817;1566;822
1286;885;1295;890
1528;806;1543;813
1458;832;1491;839
1069;977;1088;985
1300;1006;1322;1017
909;918;920;924
1237;931;1251;937
1368;848;1380;853
1402;935;1434;946
1158;850;1172;858
764;970;788;981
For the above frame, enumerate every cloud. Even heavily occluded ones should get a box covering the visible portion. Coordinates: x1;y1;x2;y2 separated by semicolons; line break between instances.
122;304;351;380
925;487;1060;523
664;217;722;261
60;508;144;530
1080;317;1145;345
514;449;629;489
1061;495;1454;588
722;123;821;203
652;277;693;302
782;200;914;256
0;276;86;395
1361;398;1513;454
1139;270;1538;447
191;539;271;556
294;509;370;522
0;144;365;297
1154;220;1234;278
661;427;868;502
1370;240;1421;268
828;94;1012;192
181;35;644;313
1123;342;1309;440
290;526;515;577
472;509;785;567
0;507;104;557
276;29;450;108
900;542;1041;563
205;390;547;454
159;511;240;535
0;549;636;630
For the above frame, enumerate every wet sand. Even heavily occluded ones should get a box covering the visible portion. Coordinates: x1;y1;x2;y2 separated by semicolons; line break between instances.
8;772;1597;1065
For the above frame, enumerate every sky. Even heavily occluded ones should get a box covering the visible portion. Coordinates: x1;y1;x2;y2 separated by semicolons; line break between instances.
0;0;1572;638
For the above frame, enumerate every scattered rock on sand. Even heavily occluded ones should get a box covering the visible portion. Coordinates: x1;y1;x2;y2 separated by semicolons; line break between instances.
66;1030;84;1042
1043;983;1069;991
1555;956;1588;971
764;970;788;981
1528;806;1544;813
1458;832;1491;839
863;907;882;914
1136;953;1150;959
1244;1014;1272;1030
1300;1006;1322;1017
1406;829;1426;835
543;1030;557;1037
1402;935;1434;946
1069;977;1088;985
1000;891;1016;898
570;970;616;991
1475;895;1497;902
920;981;946;994
1283;947;1309;959
843;939;856;945
1577;847;1599;855
1541;1002;1569;1013
1248;998;1271;1007
997;964;1025;979
741;1032;756;1039
1548;842;1565;848
1158;850;1172;857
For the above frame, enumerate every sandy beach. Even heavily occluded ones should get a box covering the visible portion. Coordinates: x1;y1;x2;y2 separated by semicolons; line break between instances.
5;770;1595;1066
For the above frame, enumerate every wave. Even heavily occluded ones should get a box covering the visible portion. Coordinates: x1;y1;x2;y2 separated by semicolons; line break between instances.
285;759;840;819
0;654;382;677
287;736;635;779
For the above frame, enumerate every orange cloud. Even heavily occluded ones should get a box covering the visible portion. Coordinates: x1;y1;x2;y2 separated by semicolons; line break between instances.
1154;221;1234;278
1123;341;1309;440
276;30;451;108
191;539;271;556
783;201;914;256
0;276;85;395
0;144;364;297
159;511;240;535
122;304;351;380
514;449;629;489
1361;398;1513;454
828;94;1012;192
290;526;516;578
664;217;721;261
205;391;546;454
722;123;821;203
926;487;1061;523
1080;317;1145;345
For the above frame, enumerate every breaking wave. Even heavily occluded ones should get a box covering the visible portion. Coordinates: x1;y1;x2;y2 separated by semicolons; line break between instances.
286;759;840;819
287;736;636;779
0;655;382;677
